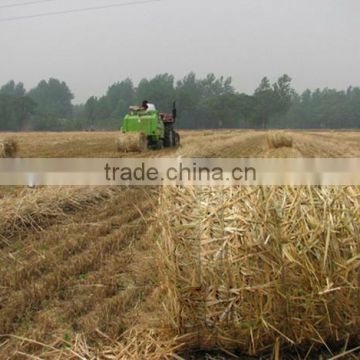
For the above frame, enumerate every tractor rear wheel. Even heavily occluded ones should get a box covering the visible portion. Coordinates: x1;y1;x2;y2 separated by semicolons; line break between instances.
164;123;175;147
149;139;163;150
153;139;164;150
174;132;180;147
164;131;173;147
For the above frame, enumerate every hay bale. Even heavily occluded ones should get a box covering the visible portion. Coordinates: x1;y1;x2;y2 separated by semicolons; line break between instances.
0;138;18;158
117;132;147;152
267;132;293;148
154;186;360;356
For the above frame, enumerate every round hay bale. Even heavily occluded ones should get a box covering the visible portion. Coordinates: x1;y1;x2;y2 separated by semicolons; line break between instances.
0;138;18;158
117;132;147;153
267;132;293;149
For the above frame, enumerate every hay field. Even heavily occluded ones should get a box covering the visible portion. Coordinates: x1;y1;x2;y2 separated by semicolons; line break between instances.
1;130;360;359
2;129;360;158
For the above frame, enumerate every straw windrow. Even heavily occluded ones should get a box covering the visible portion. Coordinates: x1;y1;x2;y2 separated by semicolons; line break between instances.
0;187;118;239
2;186;360;358
149;186;360;356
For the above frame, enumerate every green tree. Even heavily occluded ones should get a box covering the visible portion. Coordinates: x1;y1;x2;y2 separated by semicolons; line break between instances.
253;77;276;128
84;96;98;127
273;74;293;113
253;75;294;128
0;94;36;130
136;74;175;112
200;73;234;98
95;96;111;121
0;80;26;97
175;73;235;128
107;79;135;118
202;93;254;128
28;78;74;119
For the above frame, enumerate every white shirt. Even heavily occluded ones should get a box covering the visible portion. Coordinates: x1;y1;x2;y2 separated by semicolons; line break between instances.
146;103;156;111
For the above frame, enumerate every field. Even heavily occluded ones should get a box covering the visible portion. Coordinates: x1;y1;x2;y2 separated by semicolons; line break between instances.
1;130;360;359
3;130;360;158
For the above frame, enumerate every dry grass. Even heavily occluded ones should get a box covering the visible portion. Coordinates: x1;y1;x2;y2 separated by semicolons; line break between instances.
0;187;117;239
35;185;359;359
119;186;360;358
2;130;360;358
263;146;303;158
267;132;293;149
0;138;18;158
0;132;122;158
0;181;360;360
117;132;148;152
3;130;360;158
0;187;158;358
177;131;267;157
202;130;216;136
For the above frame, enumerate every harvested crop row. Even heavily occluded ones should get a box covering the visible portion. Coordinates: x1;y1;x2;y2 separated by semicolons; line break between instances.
0;188;157;358
4;190;360;358
0;188;151;288
117;186;360;358
0;187;119;240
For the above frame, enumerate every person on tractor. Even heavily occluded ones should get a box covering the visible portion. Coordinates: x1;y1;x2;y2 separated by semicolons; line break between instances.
141;100;156;112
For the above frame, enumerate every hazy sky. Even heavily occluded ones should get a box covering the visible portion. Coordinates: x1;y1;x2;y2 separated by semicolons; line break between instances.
1;0;359;103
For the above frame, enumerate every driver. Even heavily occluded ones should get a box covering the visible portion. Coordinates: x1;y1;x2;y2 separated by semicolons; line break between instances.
141;100;156;112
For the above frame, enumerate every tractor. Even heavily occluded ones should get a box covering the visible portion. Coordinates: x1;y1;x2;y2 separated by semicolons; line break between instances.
117;102;180;152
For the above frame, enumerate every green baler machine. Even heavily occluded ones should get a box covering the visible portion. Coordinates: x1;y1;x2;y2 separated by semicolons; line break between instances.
117;103;180;152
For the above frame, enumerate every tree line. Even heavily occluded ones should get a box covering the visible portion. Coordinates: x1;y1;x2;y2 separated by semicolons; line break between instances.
0;79;74;131
1;74;359;131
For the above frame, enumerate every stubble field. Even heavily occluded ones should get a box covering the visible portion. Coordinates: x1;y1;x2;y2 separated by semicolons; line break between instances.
1;130;360;359
3;130;360;158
